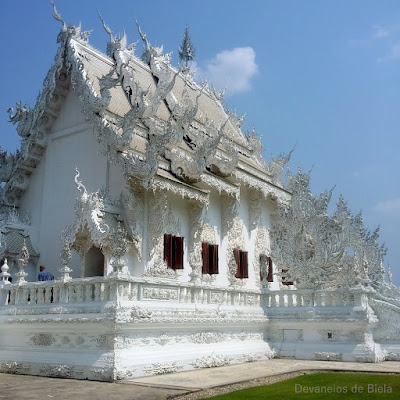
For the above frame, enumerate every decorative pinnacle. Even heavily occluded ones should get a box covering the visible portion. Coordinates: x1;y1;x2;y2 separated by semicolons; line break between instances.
179;27;196;68
1;258;11;283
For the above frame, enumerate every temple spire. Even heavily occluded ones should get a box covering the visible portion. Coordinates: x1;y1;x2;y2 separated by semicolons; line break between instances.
178;27;195;69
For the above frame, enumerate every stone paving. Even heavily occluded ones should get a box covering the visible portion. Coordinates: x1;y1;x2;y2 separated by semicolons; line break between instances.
1;360;399;400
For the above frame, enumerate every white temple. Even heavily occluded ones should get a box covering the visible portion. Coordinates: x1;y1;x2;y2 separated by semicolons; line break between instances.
0;4;399;381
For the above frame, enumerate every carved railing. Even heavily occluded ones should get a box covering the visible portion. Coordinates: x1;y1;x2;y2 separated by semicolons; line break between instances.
263;288;372;309
0;277;261;308
0;279;375;310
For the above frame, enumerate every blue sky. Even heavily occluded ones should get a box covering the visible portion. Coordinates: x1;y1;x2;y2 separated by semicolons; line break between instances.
0;1;399;284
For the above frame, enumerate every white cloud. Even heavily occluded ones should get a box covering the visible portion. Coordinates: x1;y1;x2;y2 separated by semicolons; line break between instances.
372;25;391;39
371;24;400;63
378;42;400;63
372;197;400;214
197;47;258;95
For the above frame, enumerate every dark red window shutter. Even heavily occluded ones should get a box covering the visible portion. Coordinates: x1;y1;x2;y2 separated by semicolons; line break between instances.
240;251;248;278
173;236;184;270
209;244;219;274
164;234;172;268
202;242;209;274
233;249;241;278
267;256;273;282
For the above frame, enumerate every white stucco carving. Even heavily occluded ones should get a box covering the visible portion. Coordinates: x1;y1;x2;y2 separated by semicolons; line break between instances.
143;362;184;375
144;191;180;278
0;4;398;384
191;353;232;368
222;195;247;285
270;169;387;289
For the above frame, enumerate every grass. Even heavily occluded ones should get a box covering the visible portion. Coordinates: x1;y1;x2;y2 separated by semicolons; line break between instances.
203;372;400;400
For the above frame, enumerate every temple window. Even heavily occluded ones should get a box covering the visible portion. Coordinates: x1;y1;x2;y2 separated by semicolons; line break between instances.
233;249;248;279
164;234;184;270
201;243;219;274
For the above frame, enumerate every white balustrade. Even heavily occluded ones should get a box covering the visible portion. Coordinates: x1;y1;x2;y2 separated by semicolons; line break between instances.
0;277;265;308
1;276;369;310
263;288;373;309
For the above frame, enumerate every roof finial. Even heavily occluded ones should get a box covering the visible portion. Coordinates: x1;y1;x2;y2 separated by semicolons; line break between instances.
98;11;112;38
50;0;66;32
135;18;150;64
179;27;196;69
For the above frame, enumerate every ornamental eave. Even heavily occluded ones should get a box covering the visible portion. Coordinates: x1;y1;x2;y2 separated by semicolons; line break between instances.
151;171;210;204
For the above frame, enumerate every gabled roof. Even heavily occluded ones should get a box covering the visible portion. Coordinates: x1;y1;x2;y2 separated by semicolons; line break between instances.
0;209;39;261
1;5;292;208
0;227;39;261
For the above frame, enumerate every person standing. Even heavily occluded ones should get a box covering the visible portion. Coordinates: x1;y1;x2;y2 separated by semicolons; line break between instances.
38;265;53;281
37;265;54;303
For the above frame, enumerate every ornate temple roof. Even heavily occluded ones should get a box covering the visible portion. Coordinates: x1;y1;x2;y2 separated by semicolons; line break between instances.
0;4;292;209
0;209;39;262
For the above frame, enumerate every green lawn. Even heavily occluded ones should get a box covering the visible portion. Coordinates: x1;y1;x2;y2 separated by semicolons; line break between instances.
203;372;400;400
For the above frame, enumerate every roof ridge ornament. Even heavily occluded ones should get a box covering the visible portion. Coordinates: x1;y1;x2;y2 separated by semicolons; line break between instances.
51;1;91;43
212;85;226;103
98;11;112;37
135;18;169;67
51;0;66;34
99;12;137;58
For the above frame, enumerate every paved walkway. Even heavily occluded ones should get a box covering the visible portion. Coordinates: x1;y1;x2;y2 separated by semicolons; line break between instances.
1;360;399;400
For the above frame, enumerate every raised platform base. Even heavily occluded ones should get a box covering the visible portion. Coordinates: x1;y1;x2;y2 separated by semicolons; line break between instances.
0;300;272;381
1;281;399;381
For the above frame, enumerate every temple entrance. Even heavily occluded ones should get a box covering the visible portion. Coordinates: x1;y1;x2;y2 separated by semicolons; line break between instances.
84;246;105;277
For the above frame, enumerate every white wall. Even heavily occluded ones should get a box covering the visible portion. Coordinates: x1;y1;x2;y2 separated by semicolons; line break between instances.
108;163;125;200
36;90;108;278
19;152;46;254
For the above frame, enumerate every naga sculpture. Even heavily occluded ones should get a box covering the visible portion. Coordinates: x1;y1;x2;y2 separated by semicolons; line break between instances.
270;169;387;289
